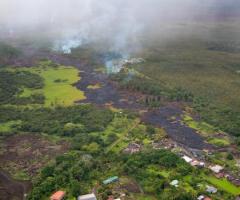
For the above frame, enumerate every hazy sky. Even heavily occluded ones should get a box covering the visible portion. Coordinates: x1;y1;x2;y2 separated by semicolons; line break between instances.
0;0;208;26
0;0;238;53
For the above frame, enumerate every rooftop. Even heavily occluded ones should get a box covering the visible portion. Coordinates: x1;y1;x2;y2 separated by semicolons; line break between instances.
209;165;224;173
206;185;218;194
170;180;179;187
103;176;119;185
204;197;212;200
50;191;65;200
78;193;97;200
197;195;205;200
182;155;193;163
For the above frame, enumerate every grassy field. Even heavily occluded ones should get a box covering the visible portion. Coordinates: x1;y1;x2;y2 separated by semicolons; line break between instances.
206;176;240;195
0;120;21;133
94;113;141;153
183;115;217;137
17;63;86;106
87;83;101;89
207;137;231;147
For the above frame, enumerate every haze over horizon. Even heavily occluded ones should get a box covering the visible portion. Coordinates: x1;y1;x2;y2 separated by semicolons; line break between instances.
0;0;240;53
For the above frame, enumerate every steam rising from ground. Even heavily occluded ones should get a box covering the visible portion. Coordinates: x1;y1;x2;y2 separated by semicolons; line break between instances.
0;0;239;54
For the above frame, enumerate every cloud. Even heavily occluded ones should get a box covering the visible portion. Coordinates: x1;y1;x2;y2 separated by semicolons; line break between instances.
0;0;238;53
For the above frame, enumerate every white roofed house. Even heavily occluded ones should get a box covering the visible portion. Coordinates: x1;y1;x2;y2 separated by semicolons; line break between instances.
78;193;97;200
197;195;205;200
182;155;193;163
206;185;218;194
170;180;179;187
209;165;224;174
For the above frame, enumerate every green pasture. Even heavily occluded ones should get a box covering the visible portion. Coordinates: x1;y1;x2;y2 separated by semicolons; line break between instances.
17;64;86;106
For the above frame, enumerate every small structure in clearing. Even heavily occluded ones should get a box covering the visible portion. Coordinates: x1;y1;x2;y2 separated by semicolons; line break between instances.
50;191;65;200
197;195;212;200
103;176;119;185
209;165;224;174
182;155;193;163
123;143;141;154
170;180;179;187
206;185;218;194
78;193;97;200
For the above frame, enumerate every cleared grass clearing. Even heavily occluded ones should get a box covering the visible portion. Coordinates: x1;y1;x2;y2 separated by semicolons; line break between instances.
183;115;217;137
18;65;86;106
87;83;101;89
146;165;171;178
19;88;35;97
105;117;140;153
207;137;231;147
0;120;21;133
206;176;240;195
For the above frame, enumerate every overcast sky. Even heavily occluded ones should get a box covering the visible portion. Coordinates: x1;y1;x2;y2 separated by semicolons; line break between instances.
0;0;239;53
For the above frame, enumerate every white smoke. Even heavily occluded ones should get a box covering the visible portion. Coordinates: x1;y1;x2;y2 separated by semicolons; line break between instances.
0;0;238;55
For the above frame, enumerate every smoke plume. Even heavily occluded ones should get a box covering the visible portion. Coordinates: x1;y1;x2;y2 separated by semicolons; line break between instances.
0;0;239;54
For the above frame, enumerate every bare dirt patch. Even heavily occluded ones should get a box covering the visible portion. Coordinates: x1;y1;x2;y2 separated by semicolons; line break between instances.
0;170;31;200
0;133;69;178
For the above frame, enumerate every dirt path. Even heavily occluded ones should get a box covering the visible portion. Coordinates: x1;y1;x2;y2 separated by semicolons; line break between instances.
106;119;140;153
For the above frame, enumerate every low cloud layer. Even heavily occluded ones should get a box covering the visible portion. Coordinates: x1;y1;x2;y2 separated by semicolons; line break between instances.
0;0;239;53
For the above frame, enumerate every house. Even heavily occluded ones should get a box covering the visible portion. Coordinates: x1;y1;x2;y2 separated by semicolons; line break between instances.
123;143;141;154
170;180;179;187
199;162;205;167
103;176;119;185
78;193;97;200
204;198;212;200
197;196;212;200
209;165;224;173
197;195;205;200
206;185;218;194
107;196;114;200
182;155;193;163
50;191;65;200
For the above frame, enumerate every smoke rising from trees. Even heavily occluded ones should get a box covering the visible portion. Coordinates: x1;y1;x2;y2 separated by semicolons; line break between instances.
0;0;239;53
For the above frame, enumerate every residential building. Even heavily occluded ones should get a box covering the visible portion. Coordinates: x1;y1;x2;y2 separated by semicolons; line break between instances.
50;191;65;200
103;176;119;185
209;165;224;173
170;180;179;187
78;193;97;200
182;155;193;163
206;185;218;194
